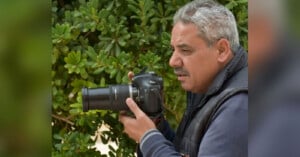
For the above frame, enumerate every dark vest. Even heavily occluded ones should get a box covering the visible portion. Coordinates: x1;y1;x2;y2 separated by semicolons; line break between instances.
174;67;248;157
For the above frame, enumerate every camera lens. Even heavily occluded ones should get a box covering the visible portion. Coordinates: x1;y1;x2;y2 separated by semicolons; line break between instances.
82;85;138;112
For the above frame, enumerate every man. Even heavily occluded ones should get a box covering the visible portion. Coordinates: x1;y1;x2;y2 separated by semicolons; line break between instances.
119;0;248;156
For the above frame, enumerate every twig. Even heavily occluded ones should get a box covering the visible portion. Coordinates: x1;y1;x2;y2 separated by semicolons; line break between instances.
52;114;74;125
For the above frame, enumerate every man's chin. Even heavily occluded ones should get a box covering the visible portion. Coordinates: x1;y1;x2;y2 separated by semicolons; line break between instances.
181;84;192;92
181;84;204;94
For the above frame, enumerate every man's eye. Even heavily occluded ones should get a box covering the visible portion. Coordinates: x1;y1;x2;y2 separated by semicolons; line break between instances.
180;49;193;55
181;49;191;53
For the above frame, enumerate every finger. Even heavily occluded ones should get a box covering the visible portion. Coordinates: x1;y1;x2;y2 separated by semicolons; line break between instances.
126;98;145;118
119;110;127;115
128;71;134;81
119;112;131;123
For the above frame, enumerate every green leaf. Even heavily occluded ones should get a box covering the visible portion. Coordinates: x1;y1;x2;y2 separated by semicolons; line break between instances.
110;69;118;78
86;46;97;59
116;71;122;83
64;51;81;65
69;108;81;115
70;103;82;108
53;134;63;140
100;77;106;86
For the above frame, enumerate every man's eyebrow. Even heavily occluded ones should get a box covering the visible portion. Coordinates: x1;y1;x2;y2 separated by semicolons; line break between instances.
177;44;192;49
170;43;193;50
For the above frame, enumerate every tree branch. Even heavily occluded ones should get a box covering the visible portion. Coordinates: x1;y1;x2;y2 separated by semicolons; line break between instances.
52;114;74;126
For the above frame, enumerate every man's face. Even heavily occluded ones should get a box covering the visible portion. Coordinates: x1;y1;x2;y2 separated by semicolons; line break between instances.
169;22;220;93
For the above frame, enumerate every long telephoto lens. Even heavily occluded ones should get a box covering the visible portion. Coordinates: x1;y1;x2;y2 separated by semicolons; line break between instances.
82;85;138;112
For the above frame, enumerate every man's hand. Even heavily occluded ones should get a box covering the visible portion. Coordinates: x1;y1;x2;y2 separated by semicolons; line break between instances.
119;98;156;143
127;71;134;81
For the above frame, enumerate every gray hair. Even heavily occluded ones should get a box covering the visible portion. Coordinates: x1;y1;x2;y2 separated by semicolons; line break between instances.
173;0;240;52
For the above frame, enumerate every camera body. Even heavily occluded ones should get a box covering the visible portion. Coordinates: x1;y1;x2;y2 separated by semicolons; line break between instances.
82;71;163;118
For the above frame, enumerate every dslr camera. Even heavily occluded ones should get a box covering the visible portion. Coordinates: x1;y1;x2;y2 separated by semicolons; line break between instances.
82;71;163;118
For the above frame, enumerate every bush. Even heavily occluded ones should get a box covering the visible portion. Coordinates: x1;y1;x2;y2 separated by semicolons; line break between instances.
51;0;247;156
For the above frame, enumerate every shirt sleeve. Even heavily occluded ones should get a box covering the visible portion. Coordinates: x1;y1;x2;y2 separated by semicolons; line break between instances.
197;93;248;157
139;129;182;157
137;116;177;157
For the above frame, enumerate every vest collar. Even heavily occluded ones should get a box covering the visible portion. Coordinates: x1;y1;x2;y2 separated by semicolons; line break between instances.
187;46;247;110
205;46;248;96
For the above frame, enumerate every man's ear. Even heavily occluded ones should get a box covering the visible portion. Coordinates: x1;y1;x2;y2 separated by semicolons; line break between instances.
215;38;233;63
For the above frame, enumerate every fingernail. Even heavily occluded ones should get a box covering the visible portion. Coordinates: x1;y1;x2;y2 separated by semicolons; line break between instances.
126;98;132;104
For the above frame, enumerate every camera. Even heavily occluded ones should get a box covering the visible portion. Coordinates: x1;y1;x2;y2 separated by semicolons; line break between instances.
82;71;163;118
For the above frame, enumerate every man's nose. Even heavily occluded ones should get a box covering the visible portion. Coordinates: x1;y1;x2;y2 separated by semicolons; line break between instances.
169;52;182;68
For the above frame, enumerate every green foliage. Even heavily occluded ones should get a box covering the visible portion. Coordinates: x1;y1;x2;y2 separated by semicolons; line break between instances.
52;0;247;156
219;0;248;49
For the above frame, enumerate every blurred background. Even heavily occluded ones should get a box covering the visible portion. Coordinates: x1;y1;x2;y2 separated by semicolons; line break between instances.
0;0;51;157
249;0;300;157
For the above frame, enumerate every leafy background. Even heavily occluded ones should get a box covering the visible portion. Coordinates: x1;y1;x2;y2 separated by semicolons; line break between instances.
51;0;247;156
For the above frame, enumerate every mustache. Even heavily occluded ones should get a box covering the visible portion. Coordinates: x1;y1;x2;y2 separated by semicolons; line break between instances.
173;68;189;76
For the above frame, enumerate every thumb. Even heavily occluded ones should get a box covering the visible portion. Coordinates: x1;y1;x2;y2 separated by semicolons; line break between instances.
126;98;145;118
128;71;134;81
